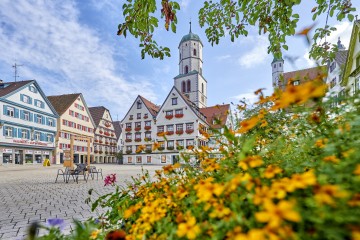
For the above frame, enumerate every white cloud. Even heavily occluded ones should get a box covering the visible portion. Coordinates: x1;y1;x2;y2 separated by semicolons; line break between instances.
180;0;191;9
0;0;156;116
216;55;231;61
231;92;258;105
238;36;269;68
327;21;352;48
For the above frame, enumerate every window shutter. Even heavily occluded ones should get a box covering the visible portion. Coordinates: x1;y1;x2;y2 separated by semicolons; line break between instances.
34;114;38;122
40;133;45;141
30;113;33;122
20;110;24;120
42;116;45;124
29;97;32;104
51;135;54;142
13;127;17;137
41;102;45;108
27;130;30;139
20;94;24;102
3;127;5;136
14;108;19;118
3;105;7;115
18;129;21;138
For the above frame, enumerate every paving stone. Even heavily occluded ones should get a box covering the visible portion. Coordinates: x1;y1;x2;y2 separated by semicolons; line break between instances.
0;164;161;239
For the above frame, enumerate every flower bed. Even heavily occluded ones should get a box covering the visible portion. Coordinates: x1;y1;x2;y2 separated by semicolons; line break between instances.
165;115;173;120
176;130;184;135
175;113;184;118
185;129;194;134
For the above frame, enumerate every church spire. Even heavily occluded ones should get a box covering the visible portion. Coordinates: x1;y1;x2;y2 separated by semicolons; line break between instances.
189;19;192;33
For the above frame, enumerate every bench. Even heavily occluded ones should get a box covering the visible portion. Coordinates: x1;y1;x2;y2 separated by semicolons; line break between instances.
55;164;89;184
88;166;103;180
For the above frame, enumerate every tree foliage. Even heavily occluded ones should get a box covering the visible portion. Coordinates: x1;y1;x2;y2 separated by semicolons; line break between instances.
117;0;356;62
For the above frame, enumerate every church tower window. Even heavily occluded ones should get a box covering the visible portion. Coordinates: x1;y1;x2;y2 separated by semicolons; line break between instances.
202;83;204;93
193;49;197;56
187;80;191;92
185;65;189;74
182;81;186;92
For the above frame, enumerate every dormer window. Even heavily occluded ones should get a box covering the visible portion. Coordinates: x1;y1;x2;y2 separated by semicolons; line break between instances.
292;80;300;86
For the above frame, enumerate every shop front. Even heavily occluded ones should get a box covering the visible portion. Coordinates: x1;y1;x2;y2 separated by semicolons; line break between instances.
0;146;54;165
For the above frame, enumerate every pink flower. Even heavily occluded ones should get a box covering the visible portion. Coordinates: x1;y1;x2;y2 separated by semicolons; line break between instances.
104;174;116;186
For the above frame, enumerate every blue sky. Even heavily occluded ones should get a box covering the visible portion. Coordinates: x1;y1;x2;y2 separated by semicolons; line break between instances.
0;0;358;120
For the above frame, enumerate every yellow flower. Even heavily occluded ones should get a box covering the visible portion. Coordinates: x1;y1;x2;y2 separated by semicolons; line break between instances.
315;138;328;148
124;203;141;218
237;116;259;134
314;184;349;206
288;170;317;190
323;155;340;163
238;155;263;170
264;165;283;179
260;120;268;128
348;193;360;207
253;186;272;205
354;164;360;175
90;229;100;239
255;200;301;229
152;142;161;151
176;214;200;239
194;178;224;202
209;203;232;219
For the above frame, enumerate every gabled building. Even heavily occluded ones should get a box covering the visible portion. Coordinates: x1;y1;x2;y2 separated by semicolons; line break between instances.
325;38;348;103
120;27;231;165
121;95;159;164
0;80;58;165
89;106;117;163
342;20;360;96
47;93;95;164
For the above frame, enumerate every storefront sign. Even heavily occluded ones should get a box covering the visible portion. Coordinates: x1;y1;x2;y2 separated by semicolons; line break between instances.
25;150;33;154
34;151;42;154
3;149;13;153
43;151;50;155
13;139;51;147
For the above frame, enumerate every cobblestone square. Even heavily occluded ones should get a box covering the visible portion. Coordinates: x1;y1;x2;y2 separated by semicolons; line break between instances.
0;164;162;240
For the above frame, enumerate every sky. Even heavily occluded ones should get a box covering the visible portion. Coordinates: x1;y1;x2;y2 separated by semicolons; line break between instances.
0;0;359;120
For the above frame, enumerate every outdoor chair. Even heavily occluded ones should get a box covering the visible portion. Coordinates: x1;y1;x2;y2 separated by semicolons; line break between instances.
55;167;72;183
88;166;103;180
68;163;89;184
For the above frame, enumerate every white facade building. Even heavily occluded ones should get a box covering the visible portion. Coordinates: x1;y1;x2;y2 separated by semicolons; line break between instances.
0;80;58;165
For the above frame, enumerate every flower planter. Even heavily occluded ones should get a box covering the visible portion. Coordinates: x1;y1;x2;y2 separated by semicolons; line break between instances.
104;132;110;136
99;140;103;144
143;116;148;119
105;151;109;154
175;114;184;118
105;142;109;145
99;151;104;154
111;133;114;137
105;122;111;127
135;138;141;142
176;130;184;135
167;147;174;150
99;131;103;134
166;131;174;135
176;146;184;150
125;128;131;132
94;150;99;153
157;132;165;137
145;149;152;154
125;139;132;142
158;147;164;151
186;129;194;134
144;138;152;141
144;126;151;130
135;127;141;131
165;115;173;120
125;150;132;154
94;139;99;143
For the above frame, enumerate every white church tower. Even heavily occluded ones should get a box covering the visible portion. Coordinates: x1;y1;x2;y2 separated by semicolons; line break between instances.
271;56;284;88
174;23;207;108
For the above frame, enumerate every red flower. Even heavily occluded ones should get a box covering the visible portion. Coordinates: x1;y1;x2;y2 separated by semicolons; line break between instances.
175;113;184;118
105;230;126;240
104;174;116;186
165;115;173;120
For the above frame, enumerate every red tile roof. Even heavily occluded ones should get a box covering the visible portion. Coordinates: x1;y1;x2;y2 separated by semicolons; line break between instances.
0;80;34;97
47;93;81;115
281;66;327;89
89;106;106;127
113;121;122;141
200;104;230;129
139;96;160;116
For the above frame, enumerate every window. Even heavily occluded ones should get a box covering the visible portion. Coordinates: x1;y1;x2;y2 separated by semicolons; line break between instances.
175;109;183;115
5;127;13;137
145;121;151;127
137;101;142;109
48;119;54;127
274;64;276;69
128;156;132;163
136;156;142;163
36;114;42;124
167;125;174;132
24;111;30;121
187;80;191;92
137;113;141;119
186;139;194;147
135;122;141;128
193;49;197;56
292;80;300;86
6;107;14;117
21;129;28;139
145;132;151;139
135;132;141;139
34;132;40;141
23;95;29;103
144;113;148;118
147;156;152;163
177;140;184;146
202;83;204;93
185;65;189;74
167;140;174;148
161;155;166;163
182;81;186;92
330;62;336;73
166;110;173;116
354;77;360;94
29;86;37;93
157;125;164;133
186;123;194;130
176;124;183;131
172;97;178;105
126;123;131;129
35;100;44;108
126;133;132;140
279;63;282;67
129;115;133;120
47;134;52;142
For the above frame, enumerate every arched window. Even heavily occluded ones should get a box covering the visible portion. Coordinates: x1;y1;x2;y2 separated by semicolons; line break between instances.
182;81;186;92
193;49;197;56
279;63;282;67
187;80;191;92
202;83;204;93
185;65;189;74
